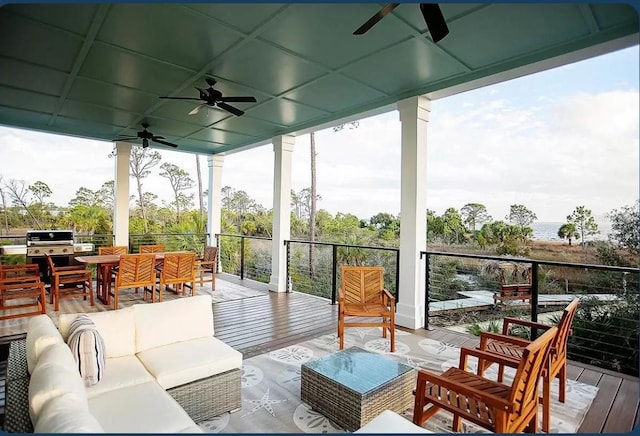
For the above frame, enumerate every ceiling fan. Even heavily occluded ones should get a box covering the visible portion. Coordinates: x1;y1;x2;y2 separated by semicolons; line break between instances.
112;123;178;149
160;78;257;116
353;3;450;43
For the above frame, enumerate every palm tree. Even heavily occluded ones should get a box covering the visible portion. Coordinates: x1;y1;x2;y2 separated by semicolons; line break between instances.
557;223;579;246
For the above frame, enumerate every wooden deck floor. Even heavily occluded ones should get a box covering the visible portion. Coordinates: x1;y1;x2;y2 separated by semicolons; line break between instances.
1;278;637;433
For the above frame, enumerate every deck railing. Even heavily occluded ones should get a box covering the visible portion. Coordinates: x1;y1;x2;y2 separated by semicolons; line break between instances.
421;250;640;377
215;234;272;284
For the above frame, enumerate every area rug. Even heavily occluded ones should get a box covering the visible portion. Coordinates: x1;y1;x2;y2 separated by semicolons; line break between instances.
0;278;267;337
198;328;598;434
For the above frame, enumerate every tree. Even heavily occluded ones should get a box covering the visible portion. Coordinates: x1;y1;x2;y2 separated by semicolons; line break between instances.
0;175;9;235
28;181;52;206
4;179;41;228
130;147;161;233
195;155;205;221
608;200;639;256
557;223;578;246
441;207;466;244
461;203;491;233
507;204;537;228
160;162;194;222
567;205;599;248
97;180;115;212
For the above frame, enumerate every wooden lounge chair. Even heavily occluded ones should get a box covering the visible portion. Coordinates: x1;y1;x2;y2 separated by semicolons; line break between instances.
413;326;558;433
147;252;197;301
494;263;532;305
476;298;580;432
338;266;395;352
0;263;46;320
110;253;157;309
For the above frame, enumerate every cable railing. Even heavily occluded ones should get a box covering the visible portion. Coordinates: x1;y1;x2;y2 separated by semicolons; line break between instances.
129;233;208;255
421;250;639;377
215;234;272;284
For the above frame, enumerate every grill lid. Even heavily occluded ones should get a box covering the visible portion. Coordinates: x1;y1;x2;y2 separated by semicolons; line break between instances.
26;230;74;245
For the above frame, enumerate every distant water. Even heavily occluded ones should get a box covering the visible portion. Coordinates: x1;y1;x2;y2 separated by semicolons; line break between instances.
531;221;611;241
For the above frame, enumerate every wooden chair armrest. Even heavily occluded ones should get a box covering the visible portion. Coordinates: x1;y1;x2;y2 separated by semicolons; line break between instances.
502;317;551;334
416;369;513;411
459;346;521;371
382;288;395;304
53;265;86;272
0;276;41;285
53;270;91;278
479;331;531;349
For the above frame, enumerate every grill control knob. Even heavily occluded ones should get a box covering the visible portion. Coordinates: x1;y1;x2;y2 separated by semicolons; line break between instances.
34;249;40;254
62;248;68;253
48;249;54;254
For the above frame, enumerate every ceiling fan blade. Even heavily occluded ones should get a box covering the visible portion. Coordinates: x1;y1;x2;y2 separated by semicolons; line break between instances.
152;138;179;148
219;96;257;103
419;3;449;43
112;136;138;142
217;102;245;116
160;96;202;101
353;3;399;35
142;138;149;148
188;103;207;115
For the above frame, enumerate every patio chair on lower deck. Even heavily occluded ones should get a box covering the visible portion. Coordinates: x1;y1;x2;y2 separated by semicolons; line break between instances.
338;266;395;352
476;298;580;432
413;326;558;433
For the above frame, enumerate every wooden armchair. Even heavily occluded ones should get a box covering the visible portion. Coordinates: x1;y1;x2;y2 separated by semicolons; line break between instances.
413;326;558;433
110;253;157;309
45;254;94;311
139;244;165;253
97;245;128;293
147;252;196;302
476;298;580;432
0;263;46;320
338;266;395;352
195;246;218;289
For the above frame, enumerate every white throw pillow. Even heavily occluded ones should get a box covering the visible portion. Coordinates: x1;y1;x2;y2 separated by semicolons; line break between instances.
66;315;106;387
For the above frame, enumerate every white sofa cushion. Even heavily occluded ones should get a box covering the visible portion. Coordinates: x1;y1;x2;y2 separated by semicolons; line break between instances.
134;295;214;353
34;392;104;433
136;336;242;389
176;425;205;433
59;307;136;358
28;343;88;425
354;410;432;433
88;381;196;433
85;355;155;399
26;315;64;374
67;315;106;387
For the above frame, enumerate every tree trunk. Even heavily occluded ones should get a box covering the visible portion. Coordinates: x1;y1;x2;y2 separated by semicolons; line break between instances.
136;178;148;233
309;132;317;280
196;154;204;221
0;187;8;235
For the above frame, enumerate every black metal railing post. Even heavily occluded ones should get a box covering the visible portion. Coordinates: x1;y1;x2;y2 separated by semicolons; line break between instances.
240;236;245;280
331;244;338;305
531;261;539;337
394;249;400;303
215;234;220;273
285;240;291;293
423;252;431;330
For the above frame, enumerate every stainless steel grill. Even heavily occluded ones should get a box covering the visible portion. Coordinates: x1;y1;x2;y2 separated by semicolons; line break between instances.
25;230;76;283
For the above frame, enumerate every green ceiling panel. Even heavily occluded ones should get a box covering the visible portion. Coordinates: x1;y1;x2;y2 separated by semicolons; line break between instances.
151;100;230;126
210;40;328;96
97;4;242;71
78;43;194;95
0;87;58;114
1;58;68;96
3;3;98;36
213;115;282;138
440;4;591;69
258;4;414;69
190;128;255;145
54;115;125;139
393;4;487;34
0;11;83;72
341;38;468;95
590;3;639;30
142;116;201;139
248;98;329;126
59;100;138;129
183;3;287;34
67;78;158;114
284;74;388;113
0;106;54;127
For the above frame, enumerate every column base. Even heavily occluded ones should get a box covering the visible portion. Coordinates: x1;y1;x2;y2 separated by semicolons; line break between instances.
268;276;287;293
395;302;424;329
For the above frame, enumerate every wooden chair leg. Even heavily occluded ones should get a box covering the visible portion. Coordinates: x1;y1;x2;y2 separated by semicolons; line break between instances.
497;363;505;382
88;280;94;306
452;415;462;432
542;373;551;433
558;364;567;403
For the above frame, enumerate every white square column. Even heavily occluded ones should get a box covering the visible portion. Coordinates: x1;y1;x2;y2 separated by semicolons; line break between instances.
207;155;224;246
113;141;132;247
269;134;295;292
396;96;431;329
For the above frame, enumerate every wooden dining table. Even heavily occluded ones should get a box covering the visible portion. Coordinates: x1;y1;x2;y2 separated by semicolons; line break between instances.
75;253;165;305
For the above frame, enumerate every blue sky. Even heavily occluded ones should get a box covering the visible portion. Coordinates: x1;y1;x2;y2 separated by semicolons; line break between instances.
0;45;638;224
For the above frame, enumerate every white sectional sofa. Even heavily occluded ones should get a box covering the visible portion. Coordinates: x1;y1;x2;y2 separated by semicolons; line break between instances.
6;294;243;433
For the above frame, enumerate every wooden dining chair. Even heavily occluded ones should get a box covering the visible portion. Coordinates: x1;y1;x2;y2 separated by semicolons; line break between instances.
476;298;580;432
147;252;196;302
0;263;46;320
195;246;218;289
338;266;395;352
413;326;558;433
45;254;94;311
110;253;157;309
139;244;165;253
97;246;128;292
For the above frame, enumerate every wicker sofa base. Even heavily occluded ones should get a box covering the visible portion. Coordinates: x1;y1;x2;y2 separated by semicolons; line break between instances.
5;340;33;433
167;368;242;422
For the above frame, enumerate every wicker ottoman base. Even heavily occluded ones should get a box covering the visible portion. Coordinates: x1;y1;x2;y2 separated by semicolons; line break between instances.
301;351;414;432
167;368;242;422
